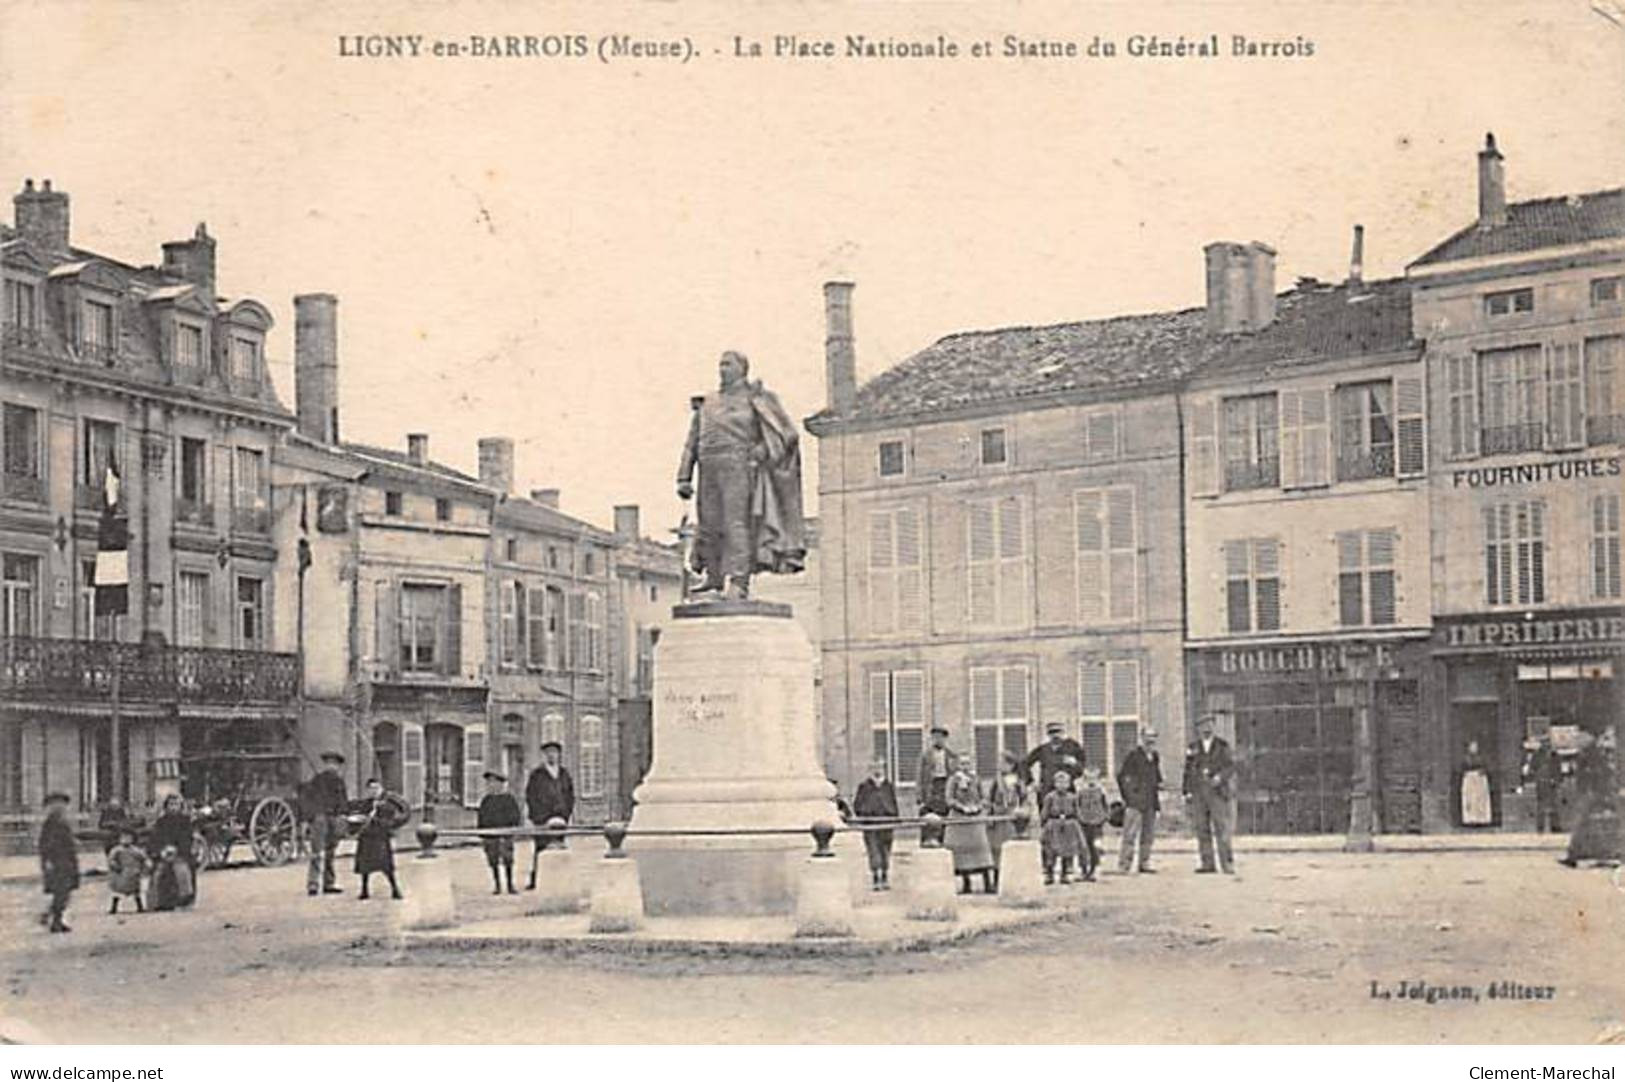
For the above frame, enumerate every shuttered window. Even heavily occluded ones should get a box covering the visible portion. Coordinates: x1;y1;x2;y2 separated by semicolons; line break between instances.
1224;539;1282;633
401;723;425;810
1547;343;1585;450
526;586;548;667
1395;375;1426;477
1078;659;1141;780
462;725;486;809
1485;501;1545;606
969;666;1030;778
500;581;523;666
1593;494;1622;600
1479;346;1544;455
870;669;926;785
1188;400;1219;497
579;715;605;797
1446;354;1479;458
868;507;924;635
1337;529;1398;627
177;571;209;647
1222;393;1281;491
1083;408;1119;462
1075;486;1137;624
1586;336;1622;447
967;495;1027;628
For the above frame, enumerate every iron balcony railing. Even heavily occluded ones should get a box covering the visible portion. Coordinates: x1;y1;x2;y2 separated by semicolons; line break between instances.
1587;413;1625;447
174;498;215;528
1480;422;1545;456
0;636;299;705
1223;458;1281;492
1;472;45;504
1335;444;1396;482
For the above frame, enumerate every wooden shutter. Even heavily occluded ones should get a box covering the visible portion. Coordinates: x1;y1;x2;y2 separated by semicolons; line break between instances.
1299;389;1330;485
895;507;923;632
1447;354;1480;458
996;495;1027;627
444;583;463;676
1107;659;1140;721
967;500;996;626
1106;487;1137;621
969;667;998;723
893;670;926;784
373;580;396;676
526;586;547;667
1075;490;1104;623
1188;399;1219;497
402;722;425;811
1278;390;1302;489
461;723;485;809
1395;375;1427;477
868;511;895;635
568;592;586;669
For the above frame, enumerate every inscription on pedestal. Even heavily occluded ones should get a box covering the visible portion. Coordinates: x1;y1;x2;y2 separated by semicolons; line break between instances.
663;688;739;731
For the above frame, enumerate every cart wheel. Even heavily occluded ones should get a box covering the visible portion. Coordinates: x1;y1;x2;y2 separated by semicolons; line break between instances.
191;831;227;871
249;797;298;866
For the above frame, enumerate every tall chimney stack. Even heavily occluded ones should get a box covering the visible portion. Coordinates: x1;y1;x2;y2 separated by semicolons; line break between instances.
823;281;856;415
294;293;340;444
161;222;217;297
13;179;69;253
614;504;641;540
407;433;429;465
1204;241;1276;334
1348;224;1364;288
1478;132;1507;230
477;437;515;495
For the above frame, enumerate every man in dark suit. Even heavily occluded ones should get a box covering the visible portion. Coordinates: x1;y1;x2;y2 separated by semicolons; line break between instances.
301;750;350;896
1182;714;1236;874
1116;726;1163;874
1024;721;1087;802
524;739;575;890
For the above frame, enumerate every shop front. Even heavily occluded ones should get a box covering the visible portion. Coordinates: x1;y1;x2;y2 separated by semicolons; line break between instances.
1188;636;1432;835
1431;608;1623;832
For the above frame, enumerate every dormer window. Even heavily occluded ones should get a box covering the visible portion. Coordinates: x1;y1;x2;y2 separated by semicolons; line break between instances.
230;335;260;382
3;278;38;329
82;299;114;356
1484;287;1533;317
176;323;205;369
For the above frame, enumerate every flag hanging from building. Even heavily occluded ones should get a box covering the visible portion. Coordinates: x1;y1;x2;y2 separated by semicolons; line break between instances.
298;486;312;572
94;456;129;616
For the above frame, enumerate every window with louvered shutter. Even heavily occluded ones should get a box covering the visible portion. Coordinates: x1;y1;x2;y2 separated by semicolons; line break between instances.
893;671;925;783
1279;390;1302;488
1395;376;1426;477
1077;657;1142;780
579;715;605;797
1085;409;1118;461
1593;494;1622;600
967;497;1026;629
1075;490;1104;623
462;725;486;809
1583;336;1620;447
1188;399;1219;497
1546;344;1584;450
526;587;547;667
1253;540;1281;631
1446;354;1479;458
868;511;896;635
1106;488;1136;621
401;723;425;810
1485;505;1513;605
969;665;1030;778
1367;529;1397;625
895;508;923;632
967;501;997;627
1299;389;1329;485
1224;541;1251;633
1337;531;1364;627
997;496;1027;627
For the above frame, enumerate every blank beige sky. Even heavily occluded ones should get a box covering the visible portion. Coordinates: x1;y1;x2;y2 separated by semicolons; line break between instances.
3;0;1621;534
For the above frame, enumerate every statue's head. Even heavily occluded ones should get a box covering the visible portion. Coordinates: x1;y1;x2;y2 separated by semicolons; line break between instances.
718;350;749;388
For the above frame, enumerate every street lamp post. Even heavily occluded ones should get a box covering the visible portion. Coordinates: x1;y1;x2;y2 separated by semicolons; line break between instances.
1344;641;1377;853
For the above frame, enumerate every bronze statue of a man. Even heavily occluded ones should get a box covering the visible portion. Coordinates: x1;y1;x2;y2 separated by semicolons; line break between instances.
676;351;806;600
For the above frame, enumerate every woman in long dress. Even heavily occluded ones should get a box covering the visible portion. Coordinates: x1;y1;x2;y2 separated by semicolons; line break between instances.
1457;740;1495;827
351;779;410;900
147;795;197;911
943;757;994;894
1561;729;1620;867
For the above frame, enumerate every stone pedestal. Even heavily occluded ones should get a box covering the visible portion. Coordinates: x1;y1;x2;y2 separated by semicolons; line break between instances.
396;854;456;931
526;845;584;916
997;838;1046;908
793;854;856;937
588;857;644;933
905;846;959;922
629;603;836;915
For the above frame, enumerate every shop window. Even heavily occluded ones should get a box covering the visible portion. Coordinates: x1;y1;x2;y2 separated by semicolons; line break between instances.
967;495;1027;629
1224;539;1281;633
424;723;463;805
1337;529;1397;627
870;669;926;785
1594;494;1622;600
1484;500;1545;606
969;665;1029;778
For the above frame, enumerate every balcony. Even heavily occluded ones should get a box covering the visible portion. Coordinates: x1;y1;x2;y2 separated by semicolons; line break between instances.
1481;423;1544;456
1;472;45;505
0;637;299;706
175;498;215;529
1587;414;1625;447
1335;445;1395;482
232;505;271;534
1;323;45;351
1223;458;1281;492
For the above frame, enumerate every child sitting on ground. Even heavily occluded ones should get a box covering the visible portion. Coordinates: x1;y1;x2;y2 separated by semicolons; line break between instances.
1040;770;1086;885
1075;766;1110;882
107;827;150;914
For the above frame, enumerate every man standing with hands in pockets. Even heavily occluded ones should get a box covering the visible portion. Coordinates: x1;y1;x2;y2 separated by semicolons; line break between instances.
1183;714;1237;875
1116;726;1163;875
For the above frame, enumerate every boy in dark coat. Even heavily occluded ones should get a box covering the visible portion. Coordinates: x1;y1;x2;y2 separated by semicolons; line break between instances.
476;770;522;894
852;760;899;891
350;778;408;901
524;740;575;890
38;792;79;933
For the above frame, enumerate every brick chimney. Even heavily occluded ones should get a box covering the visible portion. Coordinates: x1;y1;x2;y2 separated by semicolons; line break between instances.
161;222;217;297
1348;224;1365;288
530;488;559;509
1204;241;1277;334
13;178;69;253
614;504;640;540
477;437;514;495
294;294;340;444
1478;132;1507;230
407;433;429;465
823;281;856;415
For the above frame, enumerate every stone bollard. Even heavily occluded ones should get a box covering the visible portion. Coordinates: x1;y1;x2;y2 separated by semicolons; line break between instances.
396;822;456;932
905;817;958;922
794;821;856;938
998;810;1045;908
526;818;583;916
587;822;643;934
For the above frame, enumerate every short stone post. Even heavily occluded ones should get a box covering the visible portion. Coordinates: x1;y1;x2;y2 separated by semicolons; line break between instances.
905;813;958;922
396;823;456;932
998;809;1045;909
794;821;856;938
527;817;583;916
588;822;643;934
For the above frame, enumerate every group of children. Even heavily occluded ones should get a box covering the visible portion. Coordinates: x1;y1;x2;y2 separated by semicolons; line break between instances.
843;758;1113;891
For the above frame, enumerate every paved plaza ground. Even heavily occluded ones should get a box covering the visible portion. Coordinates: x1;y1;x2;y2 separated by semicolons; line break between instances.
1;845;1620;1044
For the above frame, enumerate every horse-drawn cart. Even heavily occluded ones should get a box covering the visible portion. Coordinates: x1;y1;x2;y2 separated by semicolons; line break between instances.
179;747;303;869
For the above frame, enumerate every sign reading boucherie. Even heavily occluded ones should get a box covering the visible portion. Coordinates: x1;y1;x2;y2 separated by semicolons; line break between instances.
1438;612;1625;650
1215;641;1396;675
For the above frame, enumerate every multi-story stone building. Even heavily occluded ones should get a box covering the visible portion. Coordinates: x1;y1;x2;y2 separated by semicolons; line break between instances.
1;180;300;847
1180;238;1432;835
805;282;1192;809
610;503;683;814
1408;135;1624;830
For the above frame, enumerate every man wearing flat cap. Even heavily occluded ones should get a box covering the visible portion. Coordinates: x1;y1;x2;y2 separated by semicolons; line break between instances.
1024;721;1088;803
300;750;350;896
524;739;575;890
476;770;522;894
914;724;958;815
